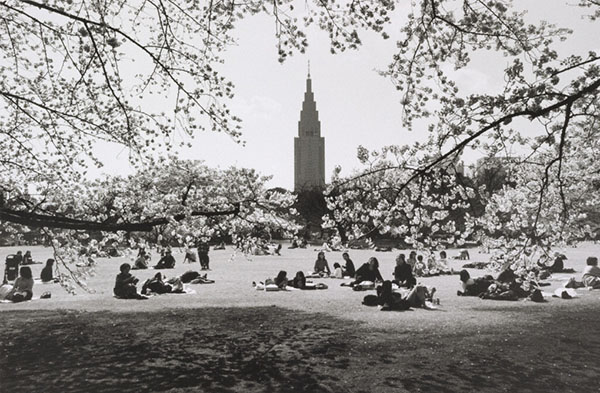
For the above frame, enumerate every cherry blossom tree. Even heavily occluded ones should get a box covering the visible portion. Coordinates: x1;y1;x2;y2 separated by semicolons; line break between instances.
2;0;600;280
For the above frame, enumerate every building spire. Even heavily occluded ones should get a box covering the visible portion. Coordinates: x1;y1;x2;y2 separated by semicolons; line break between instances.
308;60;311;78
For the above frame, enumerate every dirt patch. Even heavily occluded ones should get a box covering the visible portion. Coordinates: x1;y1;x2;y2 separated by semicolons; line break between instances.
1;306;599;392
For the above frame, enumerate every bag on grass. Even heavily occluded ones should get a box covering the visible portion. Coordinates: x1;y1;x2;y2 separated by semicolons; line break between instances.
0;284;13;300
362;294;379;306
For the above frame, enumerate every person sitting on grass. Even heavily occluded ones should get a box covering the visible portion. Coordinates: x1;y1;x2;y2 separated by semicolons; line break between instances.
40;259;56;283
582;256;600;289
538;253;574;274
133;248;150;270
332;263;344;278
22;251;34;265
413;255;427;277
213;241;226;250
436;251;452;273
313;251;331;275
407;251;417;268
362;280;410;311
457;270;494;297
342;252;355;277
183;247;197;264
343;257;384;288
393;254;416;288
5;266;34;302
114;263;146;299
154;249;176;269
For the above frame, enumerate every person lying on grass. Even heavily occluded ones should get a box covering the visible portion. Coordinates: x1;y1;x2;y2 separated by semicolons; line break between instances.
363;280;437;311
393;254;416;288
457;270;494;297
287;271;328;290
477;268;543;302
179;270;215;284
141;273;184;295
114;263;147;300
4;266;34;302
253;270;289;291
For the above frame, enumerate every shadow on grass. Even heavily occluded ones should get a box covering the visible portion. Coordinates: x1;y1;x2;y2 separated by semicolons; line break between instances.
0;307;356;393
1;305;600;393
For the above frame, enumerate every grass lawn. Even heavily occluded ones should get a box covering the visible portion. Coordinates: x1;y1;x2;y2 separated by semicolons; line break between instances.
1;244;600;392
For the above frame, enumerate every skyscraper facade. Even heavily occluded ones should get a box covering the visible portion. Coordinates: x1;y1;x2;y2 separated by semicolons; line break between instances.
294;71;325;192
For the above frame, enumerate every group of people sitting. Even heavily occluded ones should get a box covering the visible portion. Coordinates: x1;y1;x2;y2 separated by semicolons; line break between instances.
312;251;355;278
133;248;177;270
114;263;215;299
132;243;212;271
457;254;598;301
1;258;57;303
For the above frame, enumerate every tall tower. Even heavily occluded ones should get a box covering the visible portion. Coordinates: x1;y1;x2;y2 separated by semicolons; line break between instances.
294;67;325;192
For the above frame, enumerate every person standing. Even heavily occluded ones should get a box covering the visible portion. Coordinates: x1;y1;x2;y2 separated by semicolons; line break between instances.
197;240;210;270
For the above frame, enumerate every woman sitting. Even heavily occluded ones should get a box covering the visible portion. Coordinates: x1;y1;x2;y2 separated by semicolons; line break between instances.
342;252;355;277
313;251;331;275
343;257;384;289
133;249;150;270
154;249;176;269
537;253;574;275
114;263;146;299
40;259;56;283
5;266;34;302
22;251;34;265
393;254;416;288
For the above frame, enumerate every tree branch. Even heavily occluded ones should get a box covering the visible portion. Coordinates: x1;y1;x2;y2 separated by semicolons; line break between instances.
0;203;241;232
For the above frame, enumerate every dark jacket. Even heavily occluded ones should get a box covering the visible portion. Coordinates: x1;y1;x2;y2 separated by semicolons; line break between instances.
344;259;356;277
355;263;383;282
155;254;175;269
394;263;416;287
40;266;53;282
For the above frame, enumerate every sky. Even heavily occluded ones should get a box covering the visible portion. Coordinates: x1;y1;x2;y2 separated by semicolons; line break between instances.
95;1;599;190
